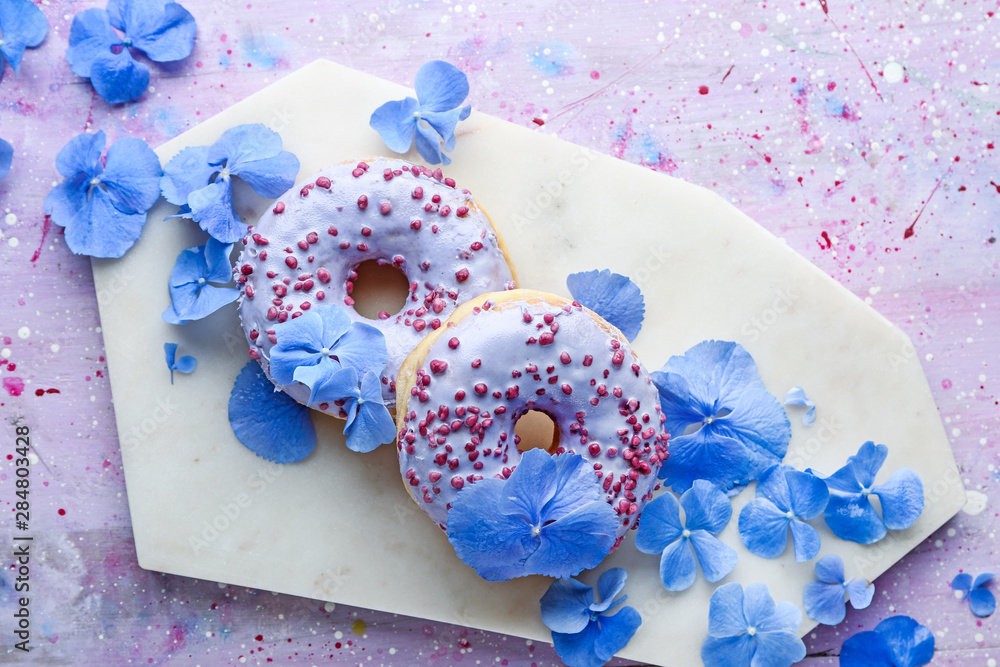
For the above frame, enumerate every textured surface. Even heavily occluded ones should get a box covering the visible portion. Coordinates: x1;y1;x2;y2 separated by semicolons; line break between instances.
0;1;997;665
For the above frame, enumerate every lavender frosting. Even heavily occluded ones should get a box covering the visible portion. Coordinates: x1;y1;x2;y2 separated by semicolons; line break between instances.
235;158;516;411
396;291;668;539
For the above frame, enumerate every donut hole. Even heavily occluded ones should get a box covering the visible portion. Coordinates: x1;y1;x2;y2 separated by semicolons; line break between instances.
349;259;410;320
514;410;559;453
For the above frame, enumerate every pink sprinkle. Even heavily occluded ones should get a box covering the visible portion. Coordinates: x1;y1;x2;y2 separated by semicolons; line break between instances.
589;443;601;456
306;231;319;244
316;290;325;300
413;319;426;332
277;311;288;323
361;227;372;237
240;264;254;275
352;168;365;178
380;202;392;215
455;268;469;282
474;383;488;395
383;168;394;181
297;240;309;250
448;337;460;349
412;187;424;199
562;384;572;395
245;285;254;299
358;195;368;209
456;206;469;217
444;177;456;188
429;471;442;483
248;348;261;359
429;359;448;374
583;354;593;367
612;350;625;366
410;220;422;231
539;332;554;345
345;296;355;306
470;241;483;251
266;307;278;320
316;176;331;189
560;351;571;364
317;268;331;283
285;256;298;269
300;187;310;197
273;284;287;297
451;477;465;490
272;202;285;214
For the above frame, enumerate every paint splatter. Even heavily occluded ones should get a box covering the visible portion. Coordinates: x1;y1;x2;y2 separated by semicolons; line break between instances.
528;41;575;76
2;377;24;396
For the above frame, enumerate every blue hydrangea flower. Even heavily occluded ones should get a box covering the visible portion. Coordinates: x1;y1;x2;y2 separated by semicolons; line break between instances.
0;137;11;181
540;568;642;667
651;340;791;494
840;616;934;667
268;305;387;406
635;480;738;591
163;342;196;383
0;0;47;81
161;238;239;325
44;130;162;258
446;449;618;582
802;554;874;625
66;0;196;104
228;360;316;463
783;386;816;426
566;269;645;341
369;60;472;165
161;124;299;243
952;572;995;618
737;464;828;562
701;582;806;667
809;441;924;545
327;369;397;454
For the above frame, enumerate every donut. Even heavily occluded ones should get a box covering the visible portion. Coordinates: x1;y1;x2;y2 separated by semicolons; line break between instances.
394;289;669;539
235;157;517;412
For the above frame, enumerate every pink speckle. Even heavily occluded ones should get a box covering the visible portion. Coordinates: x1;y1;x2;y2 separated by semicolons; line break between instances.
2;377;24;396
739;23;753;37
590;70;600;80
698;85;709;95
942;379;952;389
220;34;227;42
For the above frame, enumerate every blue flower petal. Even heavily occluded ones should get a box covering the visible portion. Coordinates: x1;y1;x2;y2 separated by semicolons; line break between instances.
634;491;683;554
90;49;150;104
101;136;162;214
343;371;396;453
682;480;733;533
0;138;11;181
524;501;617;578
44;181;87;226
840;630;893;666
330;322;388;378
55;130;105;180
161;146;215;206
875;615;935;667
203;237;234;284
783;386;816;427
0;0;48;75
846;579;875;611
701;634;757;667
420;106;471;152
163;284;238;324
706;582;749;636
847;441;889;489
163;342;197;382
542;452;604;522
369;97;420;154
211;124;282;169
814;553;845;583
951;572;973;593
974;572;996;589
551;619;604;667
566;269;645;341
62;187;147;258
496;448;554;521
591;567;628;614
969;587;996;617
752;628;807;666
540;577;595;634
659;430;752;493
66;8;119;78
742;583;778;627
446;479;538;582
171;353;197;374
188;179;243;243
228;361;316;463
754;464;793;511
823;492;887;544
415;60;470;112
268;313;328;385
872;468;924;530
294;360;352;405
658;534;697;591
788;519;821;562
413;120;447;165
688;530;737;583
232;151;300;199
709;387;791;479
738;498;790;559
783;468;829;519
803;579;848;625
592;606;642;662
111;0;196;62
761;599;803;634
650;372;707;435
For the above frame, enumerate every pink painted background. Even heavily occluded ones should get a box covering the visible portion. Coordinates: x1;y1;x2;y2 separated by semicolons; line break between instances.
1;0;998;664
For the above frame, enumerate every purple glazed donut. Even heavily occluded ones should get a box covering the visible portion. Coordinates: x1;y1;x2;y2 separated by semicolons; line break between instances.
394;289;669;541
235;157;517;411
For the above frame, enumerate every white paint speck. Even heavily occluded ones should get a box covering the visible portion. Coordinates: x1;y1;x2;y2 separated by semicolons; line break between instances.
17;326;30;340
884;62;905;83
50;344;60;353
8;237;18;247
324;602;336;612
4;213;16;225
730;21;741;31
962;490;988;516
0;349;9;359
